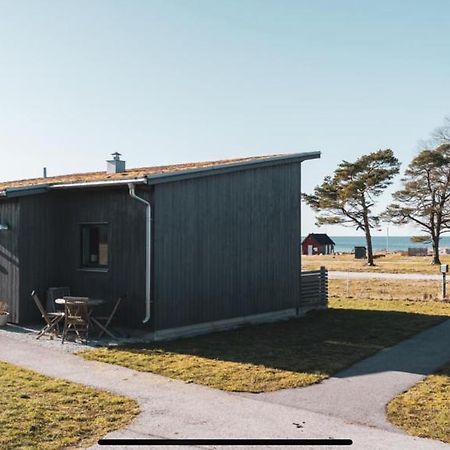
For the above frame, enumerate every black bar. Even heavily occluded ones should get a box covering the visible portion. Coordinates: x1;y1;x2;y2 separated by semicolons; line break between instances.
99;438;352;446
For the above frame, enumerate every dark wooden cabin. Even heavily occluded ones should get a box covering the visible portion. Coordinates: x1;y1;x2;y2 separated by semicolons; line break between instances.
0;152;324;339
302;233;335;255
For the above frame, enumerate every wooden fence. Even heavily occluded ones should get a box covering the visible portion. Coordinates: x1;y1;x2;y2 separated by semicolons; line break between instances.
300;266;328;307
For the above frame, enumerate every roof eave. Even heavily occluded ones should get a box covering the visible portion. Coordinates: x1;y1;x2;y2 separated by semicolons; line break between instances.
145;151;321;185
0;185;50;198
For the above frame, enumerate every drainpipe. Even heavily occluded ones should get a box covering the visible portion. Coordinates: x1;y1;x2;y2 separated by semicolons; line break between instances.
128;183;152;324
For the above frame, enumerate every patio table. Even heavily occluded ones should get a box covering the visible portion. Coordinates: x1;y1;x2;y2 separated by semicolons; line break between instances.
55;298;105;307
55;297;114;339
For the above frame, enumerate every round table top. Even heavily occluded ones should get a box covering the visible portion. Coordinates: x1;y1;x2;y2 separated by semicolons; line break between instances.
55;297;105;306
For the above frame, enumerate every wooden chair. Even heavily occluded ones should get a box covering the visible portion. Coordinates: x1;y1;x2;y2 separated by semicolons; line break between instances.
46;286;70;313
61;298;89;344
94;296;124;339
31;290;65;340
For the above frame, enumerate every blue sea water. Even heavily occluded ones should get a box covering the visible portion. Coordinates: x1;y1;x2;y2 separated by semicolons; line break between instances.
307;236;450;253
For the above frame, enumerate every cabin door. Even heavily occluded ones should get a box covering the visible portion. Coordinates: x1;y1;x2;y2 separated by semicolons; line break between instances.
307;245;313;255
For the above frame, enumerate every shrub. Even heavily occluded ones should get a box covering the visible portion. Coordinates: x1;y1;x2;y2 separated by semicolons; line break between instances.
0;302;8;314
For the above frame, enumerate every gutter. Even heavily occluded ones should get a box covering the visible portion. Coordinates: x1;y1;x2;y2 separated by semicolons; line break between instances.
0;185;51;198
51;178;147;189
128;183;152;324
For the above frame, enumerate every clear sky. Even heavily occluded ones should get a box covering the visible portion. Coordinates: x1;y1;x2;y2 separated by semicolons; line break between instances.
1;0;449;236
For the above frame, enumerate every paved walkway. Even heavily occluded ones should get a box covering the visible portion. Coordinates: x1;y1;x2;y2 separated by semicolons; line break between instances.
243;318;450;431
329;270;441;280
1;328;450;449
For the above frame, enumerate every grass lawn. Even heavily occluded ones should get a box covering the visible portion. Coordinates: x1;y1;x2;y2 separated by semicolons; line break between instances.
387;362;450;444
0;361;139;450
79;298;450;393
302;253;450;274
330;279;442;302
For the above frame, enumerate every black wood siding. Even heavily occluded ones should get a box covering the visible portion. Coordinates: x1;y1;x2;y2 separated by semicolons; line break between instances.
153;163;301;330
5;161;305;330
14;187;151;326
54;188;150;327
18;195;59;323
0;200;20;322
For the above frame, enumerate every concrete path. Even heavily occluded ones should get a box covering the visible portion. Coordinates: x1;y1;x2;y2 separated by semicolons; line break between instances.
329;270;441;280
1;333;449;449
246;318;450;431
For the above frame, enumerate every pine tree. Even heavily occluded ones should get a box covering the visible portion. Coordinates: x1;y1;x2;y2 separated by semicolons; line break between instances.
304;149;400;266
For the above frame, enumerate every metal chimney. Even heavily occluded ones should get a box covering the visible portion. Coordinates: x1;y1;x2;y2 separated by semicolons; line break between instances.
107;152;126;174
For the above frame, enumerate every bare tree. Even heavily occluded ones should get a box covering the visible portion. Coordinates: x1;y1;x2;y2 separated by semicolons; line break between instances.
418;116;450;150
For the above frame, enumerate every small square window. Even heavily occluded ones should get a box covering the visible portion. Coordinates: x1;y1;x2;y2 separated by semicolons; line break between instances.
80;224;109;268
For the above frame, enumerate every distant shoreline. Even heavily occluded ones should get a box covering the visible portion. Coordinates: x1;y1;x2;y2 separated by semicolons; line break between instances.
301;236;450;254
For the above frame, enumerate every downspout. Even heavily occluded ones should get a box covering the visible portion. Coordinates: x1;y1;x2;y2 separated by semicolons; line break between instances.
297;162;302;316
128;183;152;324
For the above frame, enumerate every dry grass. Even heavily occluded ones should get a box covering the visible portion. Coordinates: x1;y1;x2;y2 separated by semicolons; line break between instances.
330;297;450;316
302;253;450;274
0;361;139;450
387;362;450;444
0;156;270;190
330;279;443;301
79;298;450;393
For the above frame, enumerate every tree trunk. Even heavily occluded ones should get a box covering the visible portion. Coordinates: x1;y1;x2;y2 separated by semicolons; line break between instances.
362;209;375;266
361;199;375;266
431;235;441;265
365;228;375;266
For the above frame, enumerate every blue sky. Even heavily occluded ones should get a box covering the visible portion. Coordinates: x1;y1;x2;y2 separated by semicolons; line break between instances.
1;0;449;235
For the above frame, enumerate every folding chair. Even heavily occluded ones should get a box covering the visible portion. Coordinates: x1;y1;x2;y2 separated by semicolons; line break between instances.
46;286;70;313
94;296;124;339
31;290;65;340
61;298;89;344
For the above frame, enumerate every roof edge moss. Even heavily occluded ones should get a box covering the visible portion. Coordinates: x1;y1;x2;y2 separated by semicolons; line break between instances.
0;151;320;197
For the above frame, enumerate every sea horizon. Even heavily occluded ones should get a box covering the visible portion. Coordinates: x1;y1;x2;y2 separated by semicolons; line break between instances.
302;235;450;253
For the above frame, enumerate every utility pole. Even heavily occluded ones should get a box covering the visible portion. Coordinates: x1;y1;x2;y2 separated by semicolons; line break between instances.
386;225;389;253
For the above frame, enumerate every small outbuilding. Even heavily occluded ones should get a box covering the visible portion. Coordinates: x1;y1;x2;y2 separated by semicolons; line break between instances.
407;247;428;257
302;233;335;255
0;151;328;339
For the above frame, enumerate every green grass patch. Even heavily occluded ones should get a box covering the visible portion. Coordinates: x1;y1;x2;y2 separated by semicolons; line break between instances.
387;362;450;444
79;298;450;393
0;361;139;450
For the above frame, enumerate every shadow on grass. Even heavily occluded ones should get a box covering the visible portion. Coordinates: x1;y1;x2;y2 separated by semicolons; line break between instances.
120;308;449;379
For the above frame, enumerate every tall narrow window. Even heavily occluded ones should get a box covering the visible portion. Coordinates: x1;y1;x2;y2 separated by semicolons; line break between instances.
80;224;109;268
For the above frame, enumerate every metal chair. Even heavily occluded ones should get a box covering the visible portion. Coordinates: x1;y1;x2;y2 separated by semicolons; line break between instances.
94;296;124;339
61;298;89;344
31;291;65;339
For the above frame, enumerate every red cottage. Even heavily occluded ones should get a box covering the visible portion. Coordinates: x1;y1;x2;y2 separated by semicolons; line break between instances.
302;233;335;255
